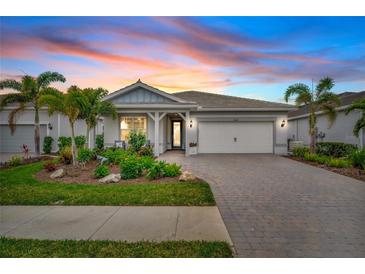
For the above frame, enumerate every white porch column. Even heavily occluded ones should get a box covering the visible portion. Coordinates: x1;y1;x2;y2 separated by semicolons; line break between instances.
154;112;160;157
185;111;190;156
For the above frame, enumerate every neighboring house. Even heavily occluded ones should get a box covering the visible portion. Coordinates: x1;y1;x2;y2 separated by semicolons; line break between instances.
0;80;295;155
288;91;365;148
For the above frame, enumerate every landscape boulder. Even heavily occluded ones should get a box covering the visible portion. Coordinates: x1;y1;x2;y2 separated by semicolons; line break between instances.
179;171;196;182
98;173;121;183
50;168;65;179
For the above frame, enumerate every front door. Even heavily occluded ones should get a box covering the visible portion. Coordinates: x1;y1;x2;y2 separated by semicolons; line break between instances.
172;121;182;149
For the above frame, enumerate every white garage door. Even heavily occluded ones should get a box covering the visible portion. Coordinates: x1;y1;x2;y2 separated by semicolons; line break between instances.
198;122;273;153
0;125;47;153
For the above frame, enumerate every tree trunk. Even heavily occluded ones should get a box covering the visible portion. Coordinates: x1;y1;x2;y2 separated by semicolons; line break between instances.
34;107;41;156
86;124;90;149
308;112;317;153
70;121;77;166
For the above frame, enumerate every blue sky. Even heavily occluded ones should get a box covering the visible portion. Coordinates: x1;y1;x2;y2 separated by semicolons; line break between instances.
1;16;364;102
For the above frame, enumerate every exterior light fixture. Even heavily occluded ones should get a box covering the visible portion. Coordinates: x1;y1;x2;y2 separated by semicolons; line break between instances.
189;120;193;128
280;120;286;128
48;123;53;130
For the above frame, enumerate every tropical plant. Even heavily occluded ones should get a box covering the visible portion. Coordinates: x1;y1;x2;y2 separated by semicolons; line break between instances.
43;136;54;154
77;147;95;164
138;145;154;157
58;136;72;151
163;163;182;177
291;146;310;158
74;135;86;149
120;154;143;179
316;142;357;158
79;88;116;148
128;131;147;152
59;146;73;165
284;77;340;152
95;134;104;150
101;148;129;165
43;161;56;172
8;155;23;167
345;98;365;137
146;161;166;180
39;86;87;165
349;149;365;169
0;72;66;155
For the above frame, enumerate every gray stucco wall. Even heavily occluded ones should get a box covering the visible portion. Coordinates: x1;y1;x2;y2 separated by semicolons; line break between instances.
288;109;363;147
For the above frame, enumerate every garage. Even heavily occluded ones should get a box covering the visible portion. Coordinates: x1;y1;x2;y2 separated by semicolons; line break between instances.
198;121;274;153
0;124;47;153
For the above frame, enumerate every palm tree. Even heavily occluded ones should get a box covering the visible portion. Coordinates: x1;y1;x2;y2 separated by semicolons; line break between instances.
39;86;87;165
79;88;117;148
0;72;66;155
345;98;365;137
284;77;340;152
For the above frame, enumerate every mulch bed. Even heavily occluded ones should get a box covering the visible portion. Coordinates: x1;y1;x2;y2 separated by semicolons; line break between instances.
35;160;188;185
0;155;55;169
287;156;365;182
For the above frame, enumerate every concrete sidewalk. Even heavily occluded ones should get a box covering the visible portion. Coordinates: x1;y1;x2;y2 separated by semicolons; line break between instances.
0;206;232;244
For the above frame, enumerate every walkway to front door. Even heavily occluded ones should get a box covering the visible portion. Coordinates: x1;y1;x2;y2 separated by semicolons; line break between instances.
159;152;365;257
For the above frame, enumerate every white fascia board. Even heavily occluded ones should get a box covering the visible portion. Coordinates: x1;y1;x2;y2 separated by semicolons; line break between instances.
288;105;350;120
197;107;296;112
113;104;198;109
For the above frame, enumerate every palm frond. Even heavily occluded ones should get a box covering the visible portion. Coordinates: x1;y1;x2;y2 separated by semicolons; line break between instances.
316;77;334;96
99;101;117;119
317;91;340;106
8;103;26;134
38;94;65;115
37;71;66;88
353;115;365;137
0;79;22;91
0;93;29;109
284;83;311;104
345;98;365;115
321;104;337;128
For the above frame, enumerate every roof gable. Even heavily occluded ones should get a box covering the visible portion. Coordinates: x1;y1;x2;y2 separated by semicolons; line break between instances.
104;80;193;105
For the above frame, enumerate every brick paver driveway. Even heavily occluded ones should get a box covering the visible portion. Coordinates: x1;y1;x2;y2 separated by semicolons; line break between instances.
159;152;365;257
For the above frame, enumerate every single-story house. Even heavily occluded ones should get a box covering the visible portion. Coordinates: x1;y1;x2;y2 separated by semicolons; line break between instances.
287;91;365;148
0;80;295;156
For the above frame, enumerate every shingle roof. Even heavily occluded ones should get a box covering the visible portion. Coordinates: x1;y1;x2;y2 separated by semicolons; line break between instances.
288;91;365;118
173;90;294;109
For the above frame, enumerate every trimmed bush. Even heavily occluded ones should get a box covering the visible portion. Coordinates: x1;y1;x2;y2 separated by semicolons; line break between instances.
128;131;147;152
146;161;166;180
77;148;94;164
60;146;72;164
43;136;53;154
163;163;182;177
95;134;104;150
101;148;129;165
94;165;110;178
292;146;310;158
74;135;86;149
120;154;143;179
349;149;365;169
8;155;23;167
58;136;72;151
316;142;357;158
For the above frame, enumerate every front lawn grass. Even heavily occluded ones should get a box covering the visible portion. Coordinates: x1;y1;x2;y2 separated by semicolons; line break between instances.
0;237;232;258
0;163;215;206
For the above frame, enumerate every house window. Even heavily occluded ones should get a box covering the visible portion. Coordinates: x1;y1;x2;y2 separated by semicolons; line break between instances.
120;116;147;141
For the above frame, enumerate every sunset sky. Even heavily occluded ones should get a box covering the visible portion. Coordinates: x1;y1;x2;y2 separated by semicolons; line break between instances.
1;16;364;102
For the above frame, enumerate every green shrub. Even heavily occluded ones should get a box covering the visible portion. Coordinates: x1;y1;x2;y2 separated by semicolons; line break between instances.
139;156;155;170
74;135;86;149
94;165;110;178
77;148;94;163
349;149;365;169
101;148;129;165
327;158;351;168
128;131;147;152
120;154;143;179
138;145;154;157
43;136;53;154
163;163;182;177
95;134;104;150
60;146;73;164
58;136;72;151
8;155;23;167
292;146;310;158
146;161;167;180
316;142;357;158
304;152;317;162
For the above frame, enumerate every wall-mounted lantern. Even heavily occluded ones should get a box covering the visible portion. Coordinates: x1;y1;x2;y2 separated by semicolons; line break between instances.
189;120;193;128
48;123;53;130
280;120;286;128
